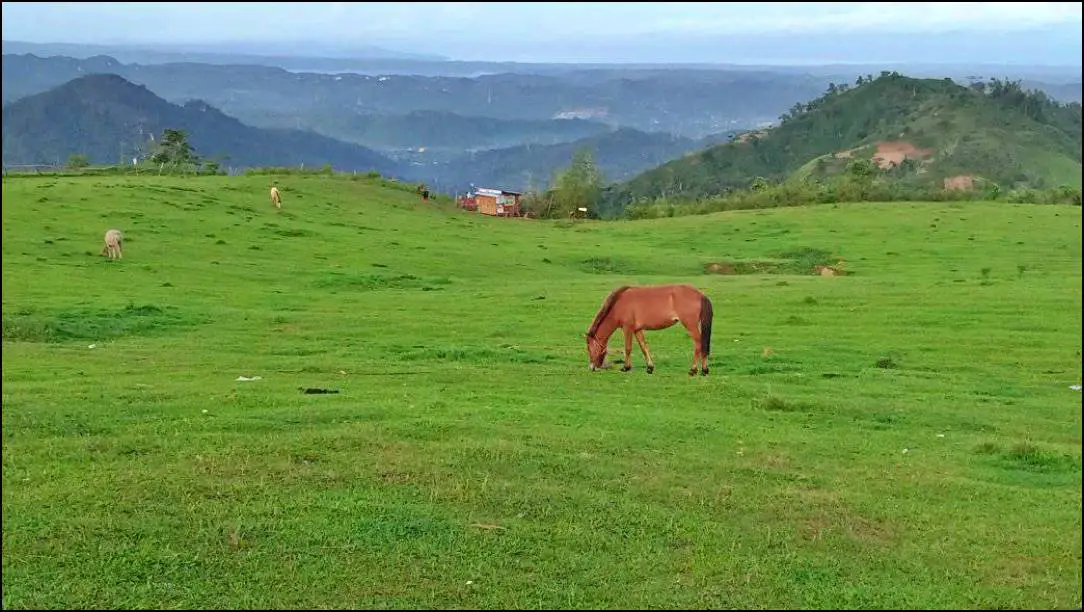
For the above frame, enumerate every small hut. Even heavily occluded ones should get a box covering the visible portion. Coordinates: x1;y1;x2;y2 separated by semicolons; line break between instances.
472;187;522;217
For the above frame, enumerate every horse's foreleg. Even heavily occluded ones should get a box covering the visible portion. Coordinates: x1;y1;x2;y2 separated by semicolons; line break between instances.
634;330;655;374
621;328;633;372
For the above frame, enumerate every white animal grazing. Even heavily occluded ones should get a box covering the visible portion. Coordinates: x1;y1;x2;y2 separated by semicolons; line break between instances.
101;228;124;260
270;186;282;209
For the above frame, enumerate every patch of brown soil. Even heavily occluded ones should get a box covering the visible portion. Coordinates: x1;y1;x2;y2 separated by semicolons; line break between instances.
872;141;934;169
703;260;788;275
782;485;898;547
705;262;737;275
943;175;976;191
735;129;769;144
834;148;857;159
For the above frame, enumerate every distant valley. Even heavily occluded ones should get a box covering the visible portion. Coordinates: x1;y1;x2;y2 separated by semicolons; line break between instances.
0;52;830;139
1;51;826;193
2;45;1080;203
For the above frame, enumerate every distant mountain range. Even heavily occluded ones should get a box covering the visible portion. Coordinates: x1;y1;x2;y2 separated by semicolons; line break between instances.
265;109;616;156
1;73;399;175
1;73;728;193
2;50;1079;209
0;52;832;140
4;38;1081;83
0;39;448;65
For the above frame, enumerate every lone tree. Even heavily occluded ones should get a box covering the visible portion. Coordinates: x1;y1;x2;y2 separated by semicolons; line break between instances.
546;147;605;219
65;154;90;169
149;128;200;169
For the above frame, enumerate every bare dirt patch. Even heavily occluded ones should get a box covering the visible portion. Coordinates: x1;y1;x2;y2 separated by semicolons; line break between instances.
704;248;847;277
872;141;934;169
735;129;769;144
704;260;788;275
782;485;898;547
814;264;849;277
943;175;976;191
704;262;738;275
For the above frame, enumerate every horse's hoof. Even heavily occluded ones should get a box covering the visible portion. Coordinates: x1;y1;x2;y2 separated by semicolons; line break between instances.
646;365;655;374
701;368;709;376
621;365;632;373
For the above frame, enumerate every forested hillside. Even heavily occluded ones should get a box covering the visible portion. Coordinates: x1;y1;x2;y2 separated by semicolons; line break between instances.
604;73;1082;209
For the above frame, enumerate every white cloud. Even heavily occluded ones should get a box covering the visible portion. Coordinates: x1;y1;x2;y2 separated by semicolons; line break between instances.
638;2;1083;36
2;1;1080;50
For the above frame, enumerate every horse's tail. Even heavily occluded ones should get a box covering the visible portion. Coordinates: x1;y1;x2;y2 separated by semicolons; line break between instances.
699;293;713;357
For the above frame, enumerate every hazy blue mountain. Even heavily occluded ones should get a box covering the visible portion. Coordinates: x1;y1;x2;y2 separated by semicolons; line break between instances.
2;73;400;176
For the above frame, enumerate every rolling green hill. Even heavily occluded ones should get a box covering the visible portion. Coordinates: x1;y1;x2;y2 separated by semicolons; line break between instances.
2;173;1081;609
606;73;1083;207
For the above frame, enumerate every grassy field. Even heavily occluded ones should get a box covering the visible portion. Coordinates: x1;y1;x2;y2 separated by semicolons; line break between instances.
2;173;1081;610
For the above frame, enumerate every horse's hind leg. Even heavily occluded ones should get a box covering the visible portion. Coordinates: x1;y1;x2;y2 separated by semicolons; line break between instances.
621;328;633;372
633;330;656;374
679;318;702;375
690;347;702;376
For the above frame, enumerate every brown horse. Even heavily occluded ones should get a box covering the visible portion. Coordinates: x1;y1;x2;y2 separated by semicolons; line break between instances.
100;228;124;260
585;284;713;376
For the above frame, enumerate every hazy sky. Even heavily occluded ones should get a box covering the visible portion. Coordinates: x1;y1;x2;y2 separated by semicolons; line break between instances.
3;1;1082;65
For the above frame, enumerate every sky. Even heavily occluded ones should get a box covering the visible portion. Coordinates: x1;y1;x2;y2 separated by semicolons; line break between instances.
2;1;1082;65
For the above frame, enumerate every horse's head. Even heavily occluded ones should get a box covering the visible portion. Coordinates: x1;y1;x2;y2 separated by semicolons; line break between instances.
585;332;611;371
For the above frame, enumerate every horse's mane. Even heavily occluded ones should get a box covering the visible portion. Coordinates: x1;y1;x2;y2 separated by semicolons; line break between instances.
587;285;630;337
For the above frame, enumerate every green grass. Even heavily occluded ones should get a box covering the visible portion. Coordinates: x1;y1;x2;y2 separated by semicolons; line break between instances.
3;174;1082;610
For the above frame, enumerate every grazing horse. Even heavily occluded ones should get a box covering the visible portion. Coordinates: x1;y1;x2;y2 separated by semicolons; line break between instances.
100;228;124;260
270;186;282;209
585;284;713;376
